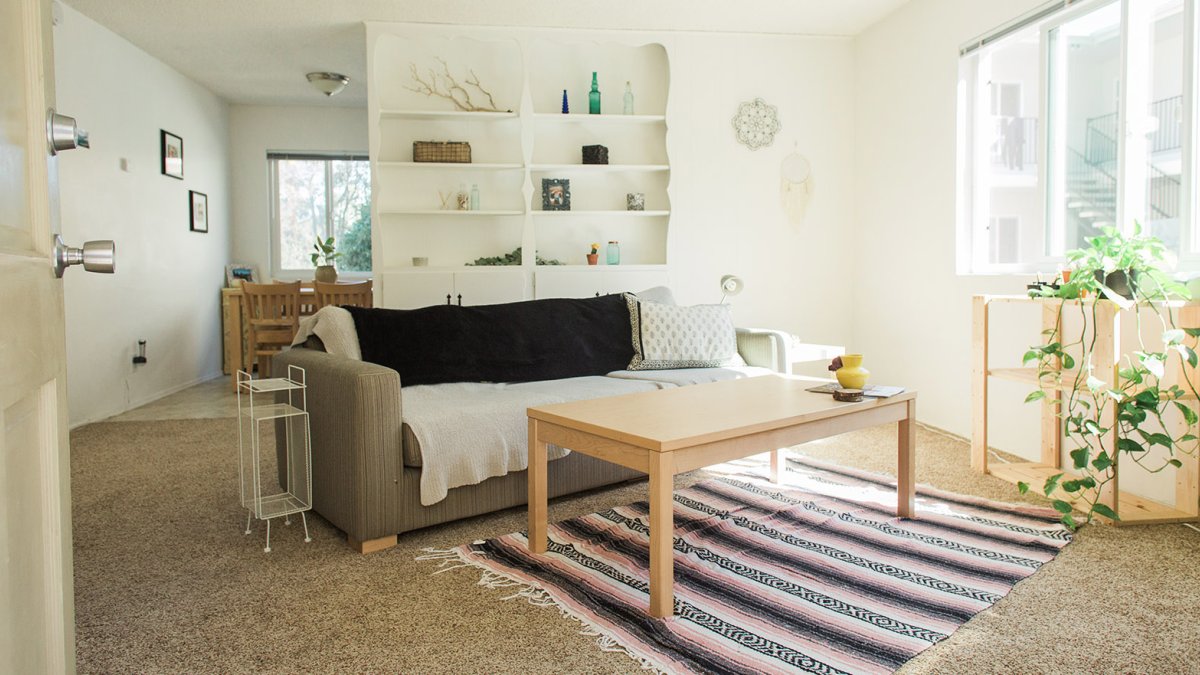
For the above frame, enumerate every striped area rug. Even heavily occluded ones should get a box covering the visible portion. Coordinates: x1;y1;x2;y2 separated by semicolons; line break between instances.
420;458;1072;674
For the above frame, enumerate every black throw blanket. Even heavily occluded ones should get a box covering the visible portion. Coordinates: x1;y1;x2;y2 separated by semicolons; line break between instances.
345;295;634;386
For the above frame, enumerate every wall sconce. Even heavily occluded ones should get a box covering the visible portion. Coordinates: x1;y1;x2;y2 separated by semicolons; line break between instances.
719;274;744;304
306;72;350;97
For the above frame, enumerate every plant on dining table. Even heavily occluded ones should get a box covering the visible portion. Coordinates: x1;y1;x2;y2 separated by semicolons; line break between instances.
1022;224;1200;529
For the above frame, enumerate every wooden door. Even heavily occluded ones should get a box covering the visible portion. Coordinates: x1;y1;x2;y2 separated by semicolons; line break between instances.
379;271;454;309
533;269;604;299
453;269;525;306
0;0;75;670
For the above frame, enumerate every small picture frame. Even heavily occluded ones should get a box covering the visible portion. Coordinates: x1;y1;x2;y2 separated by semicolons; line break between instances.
541;178;570;211
225;263;260;287
189;190;208;233
161;129;183;179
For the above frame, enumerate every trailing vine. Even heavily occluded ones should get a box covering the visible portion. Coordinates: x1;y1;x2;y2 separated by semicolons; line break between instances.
1023;225;1199;529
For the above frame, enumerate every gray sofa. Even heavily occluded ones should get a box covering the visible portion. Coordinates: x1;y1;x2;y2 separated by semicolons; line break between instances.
275;304;792;553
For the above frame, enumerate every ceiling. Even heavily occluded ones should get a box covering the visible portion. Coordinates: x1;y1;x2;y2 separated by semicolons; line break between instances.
62;0;910;108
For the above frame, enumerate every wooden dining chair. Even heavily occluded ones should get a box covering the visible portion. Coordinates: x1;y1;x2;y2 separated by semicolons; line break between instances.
314;280;373;310
241;281;302;378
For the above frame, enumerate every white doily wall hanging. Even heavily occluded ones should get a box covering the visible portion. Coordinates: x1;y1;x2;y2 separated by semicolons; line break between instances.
780;144;814;225
732;98;781;150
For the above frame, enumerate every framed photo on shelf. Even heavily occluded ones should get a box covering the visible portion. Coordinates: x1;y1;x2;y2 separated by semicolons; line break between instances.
160;129;183;179
541;178;570;211
224;263;260;287
189;190;208;233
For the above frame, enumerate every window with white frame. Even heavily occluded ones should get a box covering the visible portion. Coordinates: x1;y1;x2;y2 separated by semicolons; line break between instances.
958;0;1195;274
269;153;371;276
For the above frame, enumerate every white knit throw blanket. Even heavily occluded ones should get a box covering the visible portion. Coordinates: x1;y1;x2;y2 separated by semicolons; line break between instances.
402;377;665;506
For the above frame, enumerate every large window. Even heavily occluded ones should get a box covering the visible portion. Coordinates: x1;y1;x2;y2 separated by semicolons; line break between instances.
958;0;1195;274
270;153;371;275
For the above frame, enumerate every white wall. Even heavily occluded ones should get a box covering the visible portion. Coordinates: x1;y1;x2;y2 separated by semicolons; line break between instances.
852;0;1047;445
228;105;368;278
667;33;855;345
54;5;231;427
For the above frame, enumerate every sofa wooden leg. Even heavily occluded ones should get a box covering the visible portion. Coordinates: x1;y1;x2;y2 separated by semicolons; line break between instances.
348;534;397;554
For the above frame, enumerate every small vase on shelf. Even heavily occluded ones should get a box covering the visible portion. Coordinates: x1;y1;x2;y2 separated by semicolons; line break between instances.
606;241;620;265
470;184;480;211
561;89;569;114
833;354;870;390
623;81;634;115
589;72;601;114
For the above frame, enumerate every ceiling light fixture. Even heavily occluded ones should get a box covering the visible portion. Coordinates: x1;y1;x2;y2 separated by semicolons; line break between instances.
306;71;350;97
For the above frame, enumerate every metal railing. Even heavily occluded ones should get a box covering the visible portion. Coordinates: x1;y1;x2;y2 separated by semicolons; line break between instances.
1085;94;1183;163
990;116;1038;170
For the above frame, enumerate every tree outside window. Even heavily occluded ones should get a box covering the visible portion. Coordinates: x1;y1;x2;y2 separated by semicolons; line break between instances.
272;154;371;274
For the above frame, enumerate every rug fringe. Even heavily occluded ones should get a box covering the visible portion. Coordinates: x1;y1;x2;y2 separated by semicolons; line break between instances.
417;547;667;675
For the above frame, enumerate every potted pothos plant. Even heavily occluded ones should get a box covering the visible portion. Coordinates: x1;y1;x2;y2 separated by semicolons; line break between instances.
1023;223;1200;529
311;236;341;283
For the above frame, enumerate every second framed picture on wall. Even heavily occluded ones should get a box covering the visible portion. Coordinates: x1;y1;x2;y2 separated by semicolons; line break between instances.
160;129;183;179
189;190;208;233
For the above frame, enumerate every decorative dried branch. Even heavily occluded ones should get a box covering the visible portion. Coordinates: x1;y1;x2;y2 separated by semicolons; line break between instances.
404;58;505;112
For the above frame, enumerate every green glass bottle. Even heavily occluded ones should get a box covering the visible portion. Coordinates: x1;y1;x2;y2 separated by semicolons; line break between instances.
588;72;601;114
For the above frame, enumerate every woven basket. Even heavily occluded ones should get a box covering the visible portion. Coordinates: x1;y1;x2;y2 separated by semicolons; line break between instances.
413;141;471;163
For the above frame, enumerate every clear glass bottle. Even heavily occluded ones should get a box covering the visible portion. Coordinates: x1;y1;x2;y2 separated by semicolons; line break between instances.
589;72;601;115
606;240;620;265
470;184;480;211
623;81;634;115
456;183;469;211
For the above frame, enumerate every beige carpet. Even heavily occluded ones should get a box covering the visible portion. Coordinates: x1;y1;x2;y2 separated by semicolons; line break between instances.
72;419;1200;673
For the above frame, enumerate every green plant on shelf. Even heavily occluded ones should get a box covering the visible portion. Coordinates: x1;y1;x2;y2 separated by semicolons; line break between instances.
466;247;562;266
1022;223;1199;529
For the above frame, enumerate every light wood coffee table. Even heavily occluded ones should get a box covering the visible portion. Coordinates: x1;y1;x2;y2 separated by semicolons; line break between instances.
527;374;917;618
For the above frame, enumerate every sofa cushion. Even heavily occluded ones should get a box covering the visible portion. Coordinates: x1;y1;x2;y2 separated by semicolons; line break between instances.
624;294;740;370
606;365;775;387
346;295;634;387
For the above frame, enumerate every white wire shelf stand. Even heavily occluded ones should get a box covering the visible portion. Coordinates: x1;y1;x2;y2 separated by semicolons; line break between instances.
237;365;313;552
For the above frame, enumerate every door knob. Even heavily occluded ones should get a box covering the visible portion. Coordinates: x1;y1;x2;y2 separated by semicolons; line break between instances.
53;234;115;278
47;109;90;155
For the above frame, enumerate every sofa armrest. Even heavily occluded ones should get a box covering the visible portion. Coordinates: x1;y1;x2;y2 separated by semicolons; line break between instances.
736;328;793;373
273;347;404;543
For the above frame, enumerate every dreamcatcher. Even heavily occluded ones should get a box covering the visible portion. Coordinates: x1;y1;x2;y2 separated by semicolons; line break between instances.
779;144;813;225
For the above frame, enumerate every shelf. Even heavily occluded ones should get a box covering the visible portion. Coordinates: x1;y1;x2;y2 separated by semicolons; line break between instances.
240;377;304;393
379;109;518;121
533;113;666;123
378;210;526;217
988;367;1198;400
379;266;524;273
251;492;310;520
241;403;307;421
987;462;1198;525
530;164;669;173
535;264;667;271
531;210;670;217
983;294;1195;309
376;162;524;170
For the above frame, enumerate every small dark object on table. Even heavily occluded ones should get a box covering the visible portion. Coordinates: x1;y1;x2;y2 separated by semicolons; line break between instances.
833;388;864;402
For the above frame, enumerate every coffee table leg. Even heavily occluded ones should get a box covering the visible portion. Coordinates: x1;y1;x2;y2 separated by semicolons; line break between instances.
897;398;916;518
528;419;548;553
649;452;675;618
770;448;785;483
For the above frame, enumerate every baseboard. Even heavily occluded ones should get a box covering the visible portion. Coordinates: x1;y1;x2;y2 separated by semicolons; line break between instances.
68;370;225;430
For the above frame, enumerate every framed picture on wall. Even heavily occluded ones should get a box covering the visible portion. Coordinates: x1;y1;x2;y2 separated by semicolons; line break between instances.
160;129;183;179
189;190;208;233
224;263;260;288
541;178;570;211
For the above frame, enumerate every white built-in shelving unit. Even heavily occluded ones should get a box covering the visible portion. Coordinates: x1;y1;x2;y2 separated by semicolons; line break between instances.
366;24;672;309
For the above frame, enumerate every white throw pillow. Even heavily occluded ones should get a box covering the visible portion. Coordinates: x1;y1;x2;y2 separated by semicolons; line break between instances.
624;294;741;370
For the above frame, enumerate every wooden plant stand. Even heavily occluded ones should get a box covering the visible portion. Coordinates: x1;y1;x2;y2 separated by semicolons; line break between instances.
972;295;1200;525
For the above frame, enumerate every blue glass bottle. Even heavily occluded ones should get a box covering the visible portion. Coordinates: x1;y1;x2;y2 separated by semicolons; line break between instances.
561;89;569;114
